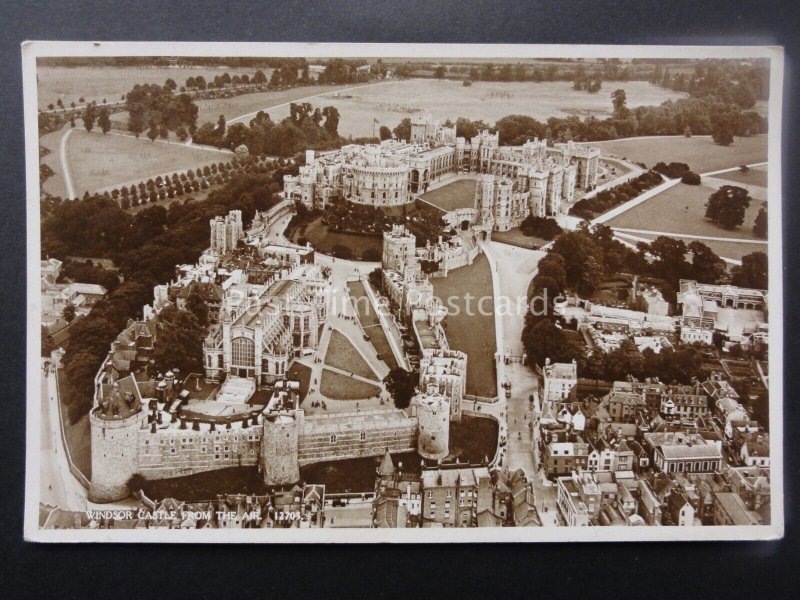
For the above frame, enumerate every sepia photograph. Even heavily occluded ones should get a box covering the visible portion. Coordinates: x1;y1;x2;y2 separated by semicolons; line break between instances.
23;42;784;542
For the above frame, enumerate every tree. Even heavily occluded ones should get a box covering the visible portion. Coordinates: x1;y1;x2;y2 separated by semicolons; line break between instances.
681;171;701;185
41;326;55;357
164;78;177;91
379;125;392;141
705;185;752;229
82;104;96;132
522;319;585;368
753;206;768;239
434;65;446;79
97;107;111;134
147;123;158;142
393;118;412;142
731;251;768;289
611;89;628;119
688;240;726;284
62;303;77;323
383;367;417;409
184;286;209;326
322;106;340;137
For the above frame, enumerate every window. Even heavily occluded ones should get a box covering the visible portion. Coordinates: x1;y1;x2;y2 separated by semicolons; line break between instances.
330;434;337;443
231;337;255;367
360;431;366;441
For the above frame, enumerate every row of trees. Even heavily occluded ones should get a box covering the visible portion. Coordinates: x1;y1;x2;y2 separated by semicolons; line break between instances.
56;173;283;422
570;170;664;219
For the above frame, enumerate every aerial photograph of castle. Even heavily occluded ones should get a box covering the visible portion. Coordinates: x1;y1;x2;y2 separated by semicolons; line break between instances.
29;45;780;539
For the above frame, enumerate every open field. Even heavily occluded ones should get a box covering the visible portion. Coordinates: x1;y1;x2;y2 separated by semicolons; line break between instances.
347;281;399;370
65;129;224;196
615;231;763;262
431;254;497;397
491;228;549;250
292;217;382;260
37;65;274;111
594;135;768;173
714;164;769;188
607;180;767;241
320;369;381;400
109;83;349;132
419;178;476;211
324;330;379;381
266;79;687;138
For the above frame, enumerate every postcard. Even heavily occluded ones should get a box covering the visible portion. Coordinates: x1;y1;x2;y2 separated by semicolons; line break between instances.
24;42;783;541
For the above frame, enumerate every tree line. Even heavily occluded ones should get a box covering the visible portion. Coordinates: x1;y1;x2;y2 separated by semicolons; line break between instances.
192;103;342;157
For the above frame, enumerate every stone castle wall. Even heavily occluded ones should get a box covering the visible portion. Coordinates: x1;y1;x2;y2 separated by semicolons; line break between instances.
88;408;148;502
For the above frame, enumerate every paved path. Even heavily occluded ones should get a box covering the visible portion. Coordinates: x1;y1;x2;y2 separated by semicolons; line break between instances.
40;360;87;512
59;127;76;199
109;130;233;154
611;227;769;245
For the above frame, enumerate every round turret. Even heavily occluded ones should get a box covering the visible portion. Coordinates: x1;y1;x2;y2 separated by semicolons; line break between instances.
88;385;147;502
414;391;450;461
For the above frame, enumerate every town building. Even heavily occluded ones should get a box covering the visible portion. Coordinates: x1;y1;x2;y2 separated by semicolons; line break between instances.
645;431;723;474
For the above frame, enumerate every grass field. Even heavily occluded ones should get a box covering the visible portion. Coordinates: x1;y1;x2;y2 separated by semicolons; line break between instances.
593;135;768;173
714;165;769;188
266;79;686;139
323;330;379;381
491;228;549;250
347;281;399;370
65;129;224;196
419;178;476;211
431;253;497;397
294;217;383;260
607;180;767;242
319;369;382;400
37;65;274;111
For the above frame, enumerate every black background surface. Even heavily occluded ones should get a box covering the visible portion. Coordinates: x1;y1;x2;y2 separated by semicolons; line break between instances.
0;1;797;597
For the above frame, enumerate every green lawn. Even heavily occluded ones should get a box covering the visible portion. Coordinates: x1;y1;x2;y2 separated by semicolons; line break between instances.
431;253;497;397
347;281;399;370
714;167;769;188
593;135;767;173
491;228;549;250
66;129;224;197
320;369;382;400
324;330;379;381
419;178;476;212
292;216;382;260
607;181;768;242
